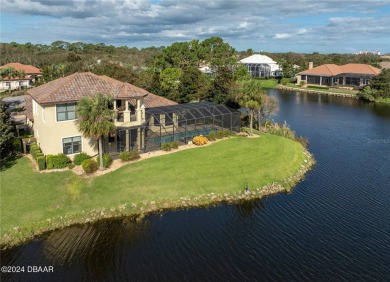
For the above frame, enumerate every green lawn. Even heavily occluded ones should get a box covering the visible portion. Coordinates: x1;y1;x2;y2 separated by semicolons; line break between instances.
1;134;306;241
285;83;359;95
258;79;279;89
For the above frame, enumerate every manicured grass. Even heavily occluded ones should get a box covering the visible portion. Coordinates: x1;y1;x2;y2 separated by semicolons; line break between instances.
285;83;359;95
258;79;279;89
0;135;305;237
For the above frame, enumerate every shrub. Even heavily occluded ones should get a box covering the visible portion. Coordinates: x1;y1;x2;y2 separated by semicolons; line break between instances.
215;130;225;139
46;153;71;169
32;148;41;160
67;163;75;169
192;135;208;146
222;129;231;137
73;152;91;165
119;150;140;162
13;139;22;153
82;159;98;174
36;152;44;158
170;141;179;149
161;143;172;151
207;131;216;141
296;136;309;148
36;156;46;170
96;153;112;168
280;78;290;85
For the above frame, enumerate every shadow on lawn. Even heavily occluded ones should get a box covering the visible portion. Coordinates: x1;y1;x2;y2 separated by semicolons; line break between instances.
0;154;22;171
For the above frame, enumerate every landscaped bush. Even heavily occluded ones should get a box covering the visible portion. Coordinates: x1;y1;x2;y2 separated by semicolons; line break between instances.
215;130;225;139
119;150;140;162
46;153;71;169
280;78;290;85
222;129;232;137
170;141;179;149
36;152;44;158
82;159;98;174
32;148;42;160
161;141;180;151
13;139;22;153
30;143;39;159
207;131;216;141
96;153;112;168
67;163;75;169
161;143;172;151
73;152;91;165
36;156;46;171
192;135;208;146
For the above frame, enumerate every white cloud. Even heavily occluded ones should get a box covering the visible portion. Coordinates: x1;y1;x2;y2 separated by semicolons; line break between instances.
1;0;390;52
273;33;293;39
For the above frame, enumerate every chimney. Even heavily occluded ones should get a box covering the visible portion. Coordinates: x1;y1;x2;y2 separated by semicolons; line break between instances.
309;62;313;69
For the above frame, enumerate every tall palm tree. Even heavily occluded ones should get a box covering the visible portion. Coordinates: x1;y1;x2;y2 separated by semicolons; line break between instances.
236;79;265;136
76;93;115;170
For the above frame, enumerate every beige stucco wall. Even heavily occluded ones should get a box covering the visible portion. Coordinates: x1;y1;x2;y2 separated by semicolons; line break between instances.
32;100;98;157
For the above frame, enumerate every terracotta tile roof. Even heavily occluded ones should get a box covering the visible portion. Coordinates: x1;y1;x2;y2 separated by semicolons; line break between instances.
27;72;151;104
379;61;390;69
340;64;381;75
0;63;41;75
299;64;381;76
143;93;177;108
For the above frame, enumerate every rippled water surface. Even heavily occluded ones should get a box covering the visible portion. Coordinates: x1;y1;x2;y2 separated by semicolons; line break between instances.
2;90;390;281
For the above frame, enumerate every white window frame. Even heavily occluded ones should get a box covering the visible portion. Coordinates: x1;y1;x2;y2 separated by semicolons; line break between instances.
62;135;82;155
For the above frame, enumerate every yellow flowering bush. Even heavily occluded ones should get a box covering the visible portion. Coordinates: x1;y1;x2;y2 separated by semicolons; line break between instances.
192;135;209;146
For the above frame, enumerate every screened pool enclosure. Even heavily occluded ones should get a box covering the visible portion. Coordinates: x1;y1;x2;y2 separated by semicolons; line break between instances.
105;102;241;154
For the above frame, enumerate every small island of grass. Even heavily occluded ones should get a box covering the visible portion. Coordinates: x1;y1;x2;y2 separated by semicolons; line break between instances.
0;133;314;248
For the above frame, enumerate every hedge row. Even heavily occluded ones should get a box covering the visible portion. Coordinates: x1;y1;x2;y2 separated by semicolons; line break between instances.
30;143;46;170
46;153;71;169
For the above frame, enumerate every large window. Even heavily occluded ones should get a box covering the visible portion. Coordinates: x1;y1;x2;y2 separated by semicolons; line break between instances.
57;103;76;121
63;136;81;155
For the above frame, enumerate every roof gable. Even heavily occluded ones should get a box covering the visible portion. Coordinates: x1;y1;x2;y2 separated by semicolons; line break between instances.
299;63;381;76
240;54;277;64
0;63;41;74
28;72;150;104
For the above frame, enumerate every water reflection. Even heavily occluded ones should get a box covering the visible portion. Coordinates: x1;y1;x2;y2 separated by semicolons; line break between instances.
2;90;390;281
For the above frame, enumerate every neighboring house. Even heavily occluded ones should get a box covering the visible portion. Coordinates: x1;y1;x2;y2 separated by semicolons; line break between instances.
27;72;240;157
296;63;381;88
240;54;281;78
0;63;41;90
198;64;215;76
379;61;390;69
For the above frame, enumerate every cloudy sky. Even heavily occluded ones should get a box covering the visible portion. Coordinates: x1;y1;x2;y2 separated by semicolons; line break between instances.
1;0;390;53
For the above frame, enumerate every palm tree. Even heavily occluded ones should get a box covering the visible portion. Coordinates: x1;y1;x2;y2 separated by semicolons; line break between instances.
76;93;115;170
236;79;265;136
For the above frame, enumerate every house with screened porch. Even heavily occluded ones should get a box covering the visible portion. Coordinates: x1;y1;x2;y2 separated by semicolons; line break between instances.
27;72;240;158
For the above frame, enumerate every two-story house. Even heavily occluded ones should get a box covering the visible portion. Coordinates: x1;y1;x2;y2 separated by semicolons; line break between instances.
27;72;176;157
0;62;42;90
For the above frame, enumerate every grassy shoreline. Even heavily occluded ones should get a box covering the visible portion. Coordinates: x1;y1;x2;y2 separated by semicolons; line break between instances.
1;134;315;249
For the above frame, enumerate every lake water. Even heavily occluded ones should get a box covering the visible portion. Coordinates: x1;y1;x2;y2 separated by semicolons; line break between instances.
2;90;390;281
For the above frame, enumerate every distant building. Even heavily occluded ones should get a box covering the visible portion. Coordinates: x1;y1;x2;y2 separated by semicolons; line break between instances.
198;64;214;76
297;63;381;88
355;51;381;56
0;63;41;91
379;62;390;69
239;54;281;78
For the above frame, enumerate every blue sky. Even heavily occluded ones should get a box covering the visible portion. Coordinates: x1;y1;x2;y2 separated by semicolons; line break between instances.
1;0;390;53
